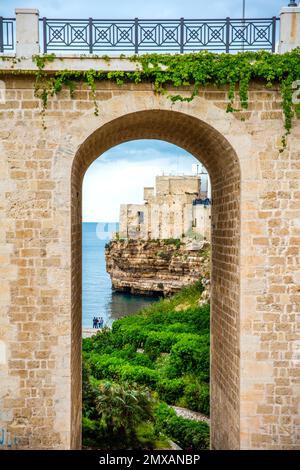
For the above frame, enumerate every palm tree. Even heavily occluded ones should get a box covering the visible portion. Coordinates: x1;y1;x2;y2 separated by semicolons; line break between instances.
95;381;153;438
82;360;155;448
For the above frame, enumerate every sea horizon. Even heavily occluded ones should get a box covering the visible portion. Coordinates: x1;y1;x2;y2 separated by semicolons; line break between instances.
82;222;157;328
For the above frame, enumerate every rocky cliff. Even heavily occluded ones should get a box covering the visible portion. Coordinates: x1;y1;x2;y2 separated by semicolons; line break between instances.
105;239;210;297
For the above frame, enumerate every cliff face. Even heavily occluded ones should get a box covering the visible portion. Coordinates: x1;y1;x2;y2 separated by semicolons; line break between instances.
105;239;210;296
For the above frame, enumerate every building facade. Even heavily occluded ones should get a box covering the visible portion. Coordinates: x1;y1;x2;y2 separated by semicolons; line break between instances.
119;175;211;240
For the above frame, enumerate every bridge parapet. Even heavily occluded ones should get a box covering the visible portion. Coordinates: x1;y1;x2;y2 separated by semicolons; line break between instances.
279;4;300;52
1;3;299;56
0;48;299;452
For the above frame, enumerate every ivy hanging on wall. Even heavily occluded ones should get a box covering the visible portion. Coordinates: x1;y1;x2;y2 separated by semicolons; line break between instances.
1;49;300;142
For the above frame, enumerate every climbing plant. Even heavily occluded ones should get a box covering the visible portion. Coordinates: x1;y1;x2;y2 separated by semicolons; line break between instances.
1;49;300;141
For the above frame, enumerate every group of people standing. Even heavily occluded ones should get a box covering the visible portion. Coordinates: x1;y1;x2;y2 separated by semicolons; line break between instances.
92;316;104;329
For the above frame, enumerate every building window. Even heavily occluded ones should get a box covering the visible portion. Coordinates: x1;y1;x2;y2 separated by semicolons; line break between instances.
137;211;144;223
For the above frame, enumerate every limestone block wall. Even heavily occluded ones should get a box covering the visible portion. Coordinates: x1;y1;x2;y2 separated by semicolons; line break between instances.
144;187;154;200
193;204;211;240
119;203;148;239
184;204;193;236
155;175;200;196
150;204;160;239
119;204;128;238
119;176;204;241
0;70;299;450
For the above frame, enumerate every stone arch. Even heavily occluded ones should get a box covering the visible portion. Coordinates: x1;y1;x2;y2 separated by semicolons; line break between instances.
71;109;241;449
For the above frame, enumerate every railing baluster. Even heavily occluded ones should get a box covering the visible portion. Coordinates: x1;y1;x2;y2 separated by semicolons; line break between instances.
0;16;280;54
134;18;139;54
272;16;277;53
89;17;93;54
0;17;3;53
225;17;230;53
42;17;47;53
180;17;184;53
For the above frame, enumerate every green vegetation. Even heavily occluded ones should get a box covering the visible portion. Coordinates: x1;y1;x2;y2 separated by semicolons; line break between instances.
83;371;155;449
154;403;209;450
157;251;172;260
2;50;300;143
162;238;182;249
82;280;210;450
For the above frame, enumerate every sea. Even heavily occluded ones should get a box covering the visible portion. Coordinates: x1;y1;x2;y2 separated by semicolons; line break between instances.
82;222;158;328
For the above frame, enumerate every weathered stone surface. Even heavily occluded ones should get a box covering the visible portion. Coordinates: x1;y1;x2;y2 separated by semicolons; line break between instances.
0;71;299;450
105;239;210;296
119;175;211;241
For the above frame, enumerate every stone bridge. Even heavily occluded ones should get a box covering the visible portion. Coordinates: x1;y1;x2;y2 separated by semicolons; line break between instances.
0;6;300;450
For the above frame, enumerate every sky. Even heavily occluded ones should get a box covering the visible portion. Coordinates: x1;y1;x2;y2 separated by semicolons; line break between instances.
1;0;289;222
82;140;205;222
1;0;287;19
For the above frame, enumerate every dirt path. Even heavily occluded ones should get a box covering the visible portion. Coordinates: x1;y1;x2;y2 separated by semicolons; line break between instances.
82;328;101;338
171;406;210;424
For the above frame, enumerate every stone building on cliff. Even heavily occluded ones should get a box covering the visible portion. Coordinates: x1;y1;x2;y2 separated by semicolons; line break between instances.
119;175;211;241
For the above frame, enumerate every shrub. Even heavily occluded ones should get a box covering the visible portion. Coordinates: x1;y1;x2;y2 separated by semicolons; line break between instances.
155;354;179;379
82;281;211;449
88;354;125;380
83;328;115;355
157;251;172;261
165;322;195;334
111;344;137;361
82;416;101;447
182;381;210;415
130;353;154;369
156;378;185;404
135;422;159;448
82;360;98;419
184;304;210;333
164;306;210;334
113;325;148;348
162;238;181;249
169;334;210;380
120;364;159;388
140;304;209;335
82;337;93;353
154;403;209;451
144;331;179;360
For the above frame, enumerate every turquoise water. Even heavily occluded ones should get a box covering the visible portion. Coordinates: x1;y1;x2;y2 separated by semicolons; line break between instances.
82;222;158;328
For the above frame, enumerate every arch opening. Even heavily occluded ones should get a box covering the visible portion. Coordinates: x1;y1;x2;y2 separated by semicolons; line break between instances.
71;110;241;450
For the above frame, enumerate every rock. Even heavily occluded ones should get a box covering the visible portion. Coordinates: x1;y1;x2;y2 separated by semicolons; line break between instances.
105;239;211;297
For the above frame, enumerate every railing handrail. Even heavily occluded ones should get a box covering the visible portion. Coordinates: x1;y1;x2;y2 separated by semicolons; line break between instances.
38;17;280;21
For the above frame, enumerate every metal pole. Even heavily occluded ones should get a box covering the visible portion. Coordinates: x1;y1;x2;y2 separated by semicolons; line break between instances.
225;17;230;53
180;17;184;53
271;16;276;53
89;17;93;54
242;0;245;52
42;17;47;53
0;17;3;53
134;18;138;54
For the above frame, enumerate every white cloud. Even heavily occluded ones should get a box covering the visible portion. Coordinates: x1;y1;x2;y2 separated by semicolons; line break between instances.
82;140;201;222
